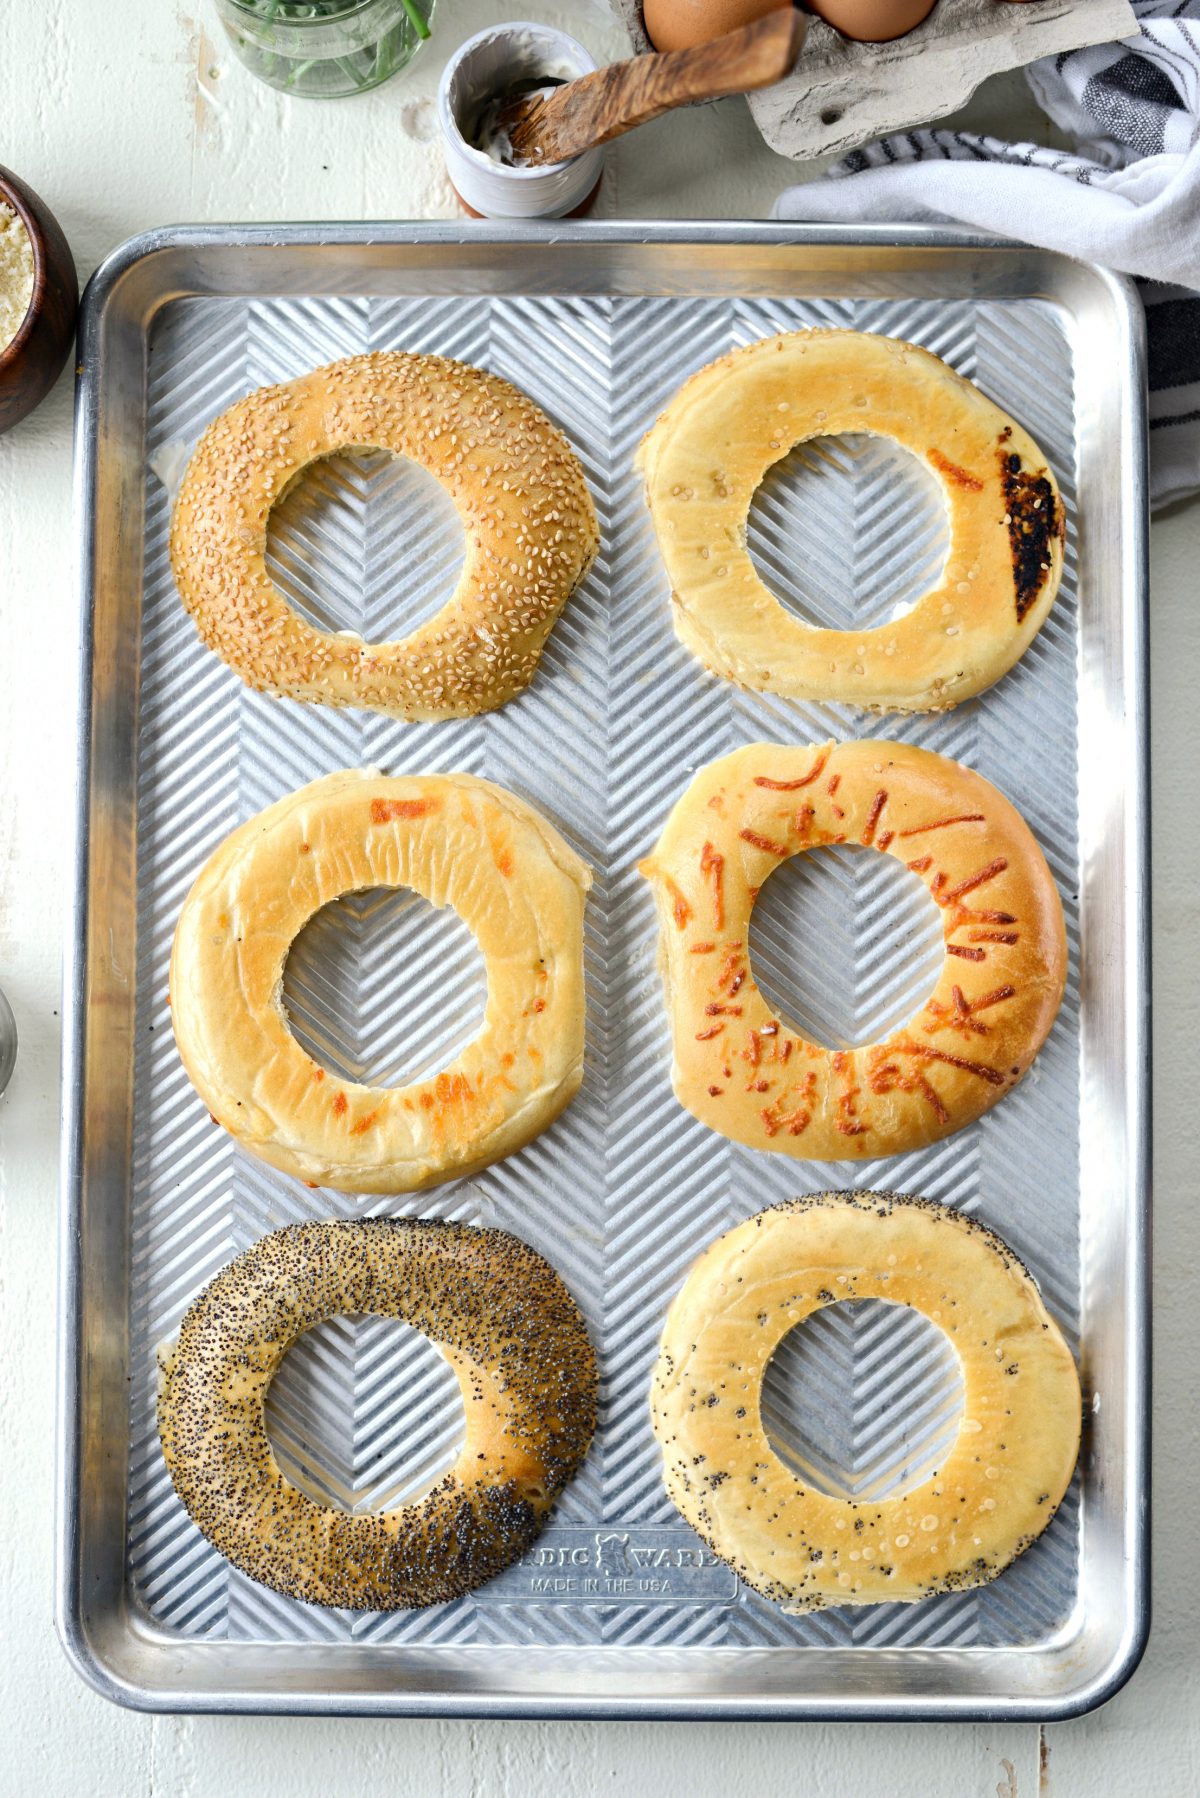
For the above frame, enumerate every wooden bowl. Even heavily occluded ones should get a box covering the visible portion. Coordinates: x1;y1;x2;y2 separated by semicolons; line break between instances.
0;165;78;436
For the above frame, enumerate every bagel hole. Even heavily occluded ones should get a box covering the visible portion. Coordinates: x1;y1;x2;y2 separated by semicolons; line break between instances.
265;448;466;639
745;433;949;630
266;1316;465;1515
762;1299;964;1501
284;887;487;1087
748;844;944;1051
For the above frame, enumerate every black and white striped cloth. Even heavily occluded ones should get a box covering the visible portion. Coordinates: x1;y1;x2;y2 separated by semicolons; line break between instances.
773;1;1200;508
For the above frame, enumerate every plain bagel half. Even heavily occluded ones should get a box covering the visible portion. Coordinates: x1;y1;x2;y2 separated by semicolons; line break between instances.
638;329;1064;712
169;769;590;1192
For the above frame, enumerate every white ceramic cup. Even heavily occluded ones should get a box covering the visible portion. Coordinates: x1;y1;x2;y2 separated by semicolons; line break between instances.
437;23;604;221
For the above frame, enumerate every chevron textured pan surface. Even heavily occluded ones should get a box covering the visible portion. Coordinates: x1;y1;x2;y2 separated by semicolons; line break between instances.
128;291;1081;1653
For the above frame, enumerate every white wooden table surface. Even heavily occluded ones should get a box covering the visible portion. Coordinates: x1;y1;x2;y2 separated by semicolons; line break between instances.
2;4;1196;1792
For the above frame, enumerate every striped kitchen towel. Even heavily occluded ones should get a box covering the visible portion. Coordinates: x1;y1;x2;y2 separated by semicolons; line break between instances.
773;1;1200;509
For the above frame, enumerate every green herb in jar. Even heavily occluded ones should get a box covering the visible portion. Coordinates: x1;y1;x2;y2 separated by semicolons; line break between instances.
215;0;433;99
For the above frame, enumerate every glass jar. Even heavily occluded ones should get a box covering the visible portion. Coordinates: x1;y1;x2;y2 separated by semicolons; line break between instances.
215;0;435;99
0;984;15;1098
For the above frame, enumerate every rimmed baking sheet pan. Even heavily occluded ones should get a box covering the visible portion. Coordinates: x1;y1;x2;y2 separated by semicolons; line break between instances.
59;223;1148;1718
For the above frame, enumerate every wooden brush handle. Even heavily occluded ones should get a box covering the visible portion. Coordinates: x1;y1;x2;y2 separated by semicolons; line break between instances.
511;10;807;165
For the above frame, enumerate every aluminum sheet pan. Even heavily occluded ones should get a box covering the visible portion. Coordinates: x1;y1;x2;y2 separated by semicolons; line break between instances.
59;224;1149;1719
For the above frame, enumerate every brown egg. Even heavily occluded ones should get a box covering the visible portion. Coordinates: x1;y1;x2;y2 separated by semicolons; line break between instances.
805;0;937;42
643;0;793;56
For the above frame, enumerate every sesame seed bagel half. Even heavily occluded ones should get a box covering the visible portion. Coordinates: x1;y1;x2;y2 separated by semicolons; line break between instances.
651;1192;1081;1613
170;351;598;720
158;1218;598;1609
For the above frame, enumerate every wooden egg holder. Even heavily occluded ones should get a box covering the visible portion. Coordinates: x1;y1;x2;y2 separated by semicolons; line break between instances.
611;0;1135;160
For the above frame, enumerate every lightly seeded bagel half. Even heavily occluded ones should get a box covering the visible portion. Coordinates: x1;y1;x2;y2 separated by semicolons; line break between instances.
651;1191;1082;1613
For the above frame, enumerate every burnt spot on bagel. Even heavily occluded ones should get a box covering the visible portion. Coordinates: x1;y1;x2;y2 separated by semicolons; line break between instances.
1000;449;1060;623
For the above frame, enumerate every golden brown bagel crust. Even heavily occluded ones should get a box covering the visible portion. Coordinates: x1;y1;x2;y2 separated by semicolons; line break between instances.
170;351;598;721
640;740;1066;1159
637;330;1064;712
651;1192;1081;1613
169;769;590;1193
158;1218;598;1609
